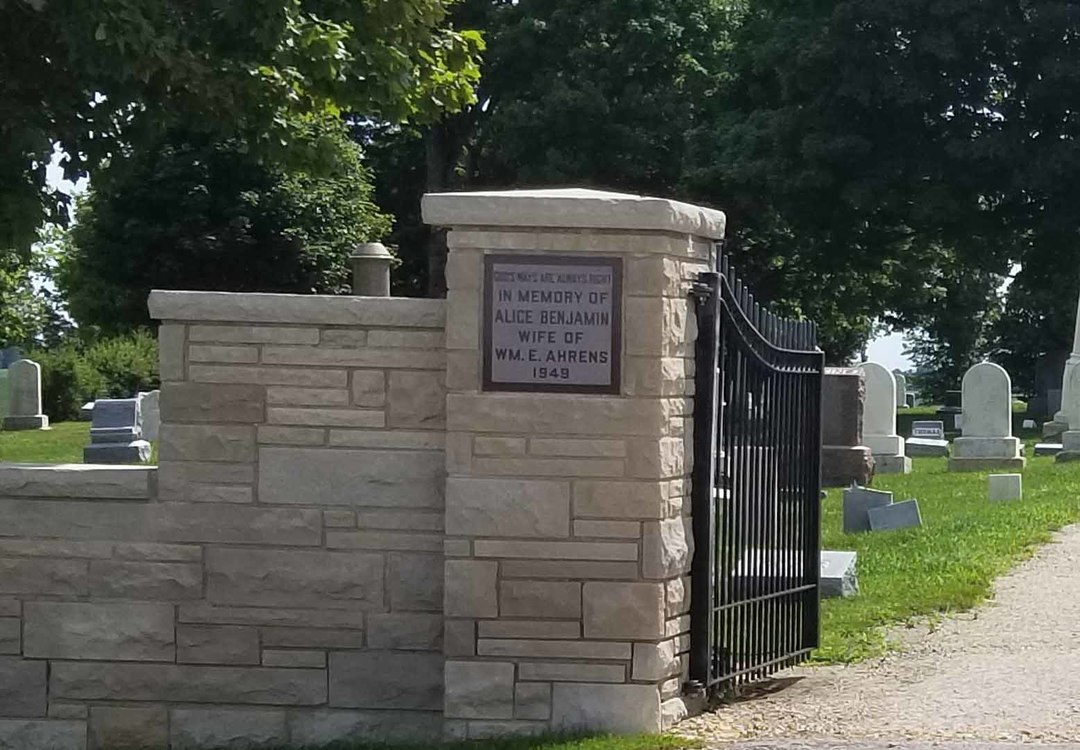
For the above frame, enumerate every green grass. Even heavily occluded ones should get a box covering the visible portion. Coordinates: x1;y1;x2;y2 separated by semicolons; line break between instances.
0;421;157;464
815;451;1080;663
0;421;90;463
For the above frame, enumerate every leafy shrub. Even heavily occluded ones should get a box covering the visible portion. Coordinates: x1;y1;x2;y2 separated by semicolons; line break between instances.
31;332;159;422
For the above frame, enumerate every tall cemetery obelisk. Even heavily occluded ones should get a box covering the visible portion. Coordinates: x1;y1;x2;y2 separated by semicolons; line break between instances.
1048;291;1080;438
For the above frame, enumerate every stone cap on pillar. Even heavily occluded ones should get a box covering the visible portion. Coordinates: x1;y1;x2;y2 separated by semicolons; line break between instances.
421;188;726;240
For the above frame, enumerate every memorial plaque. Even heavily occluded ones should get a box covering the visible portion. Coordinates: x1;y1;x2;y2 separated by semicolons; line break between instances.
483;254;622;393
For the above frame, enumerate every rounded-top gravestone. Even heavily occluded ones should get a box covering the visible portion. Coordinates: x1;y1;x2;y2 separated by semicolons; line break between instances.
961;362;1013;438
894;372;908;408
1;359;49;431
858;362;897;438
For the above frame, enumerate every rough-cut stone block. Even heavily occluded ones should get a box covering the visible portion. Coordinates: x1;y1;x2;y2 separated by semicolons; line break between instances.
500;581;581;619
157;324;187;382
632;640;680;681
259;447;442;508
260;627;364;649
355;510;442;531
868;499;922;532
518;662;625;683
0;464;151;499
989;473;1023;502
266;386;350;407
842;485;893;534
444;620;476;657
448;393;674;436
573;520;641;539
551;683;661;733
474;540;637;561
187;344;260;364
0;658;45;717
262;345;445;370
574;481;666;519
388;371;445;429
188;324;319;345
477;639;631;660
500;560;639;580
351;371;386;408
0;620;19;655
388;553;443;611
477;620;579;639
178;605;364;629
160;382;265;423
52;663;326;705
262;650;325;668
472;457;624;478
329;651;442;710
821;550;858;598
89;561;202;600
114;543;202;562
445;560;497;618
257;426;325;446
149;291;445;328
446;478;569;538
48;705;87;720
170;708;287;749
367;613;443;651
474;437;526;456
583;582;665;640
329;430;444;450
0;720;85;750
190;364;346;388
0;557;87;596
159;424;255;463
267;407;384;428
286;709;443;745
207;548;383;609
445;661;515;719
24;601;174;661
642;518;691;579
325;530;442;552
515;683;552;721
178;625;260;665
89;706;167;750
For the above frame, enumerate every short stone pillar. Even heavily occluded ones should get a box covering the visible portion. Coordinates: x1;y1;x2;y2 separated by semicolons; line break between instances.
350;241;393;296
949;362;1024;471
821;367;874;486
2;359;49;431
424;188;721;736
894;372;907;408
857;361;910;474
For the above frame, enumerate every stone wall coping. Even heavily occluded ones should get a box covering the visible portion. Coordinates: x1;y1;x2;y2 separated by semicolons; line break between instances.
148;291;445;328
0;463;153;499
422;188;727;240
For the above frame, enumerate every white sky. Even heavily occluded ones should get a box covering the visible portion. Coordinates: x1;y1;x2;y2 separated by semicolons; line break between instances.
866;330;913;371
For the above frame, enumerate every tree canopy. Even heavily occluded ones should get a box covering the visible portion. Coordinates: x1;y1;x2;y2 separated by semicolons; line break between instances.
0;0;482;255
58;117;389;334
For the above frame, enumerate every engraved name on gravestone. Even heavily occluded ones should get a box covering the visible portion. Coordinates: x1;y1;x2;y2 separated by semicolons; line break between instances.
483;254;622;393
911;421;946;440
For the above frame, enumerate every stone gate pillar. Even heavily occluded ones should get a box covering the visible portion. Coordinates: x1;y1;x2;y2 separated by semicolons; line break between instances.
422;189;724;737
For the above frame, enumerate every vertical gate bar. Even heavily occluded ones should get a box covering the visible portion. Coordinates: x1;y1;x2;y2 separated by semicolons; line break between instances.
689;271;720;686
807;357;824;649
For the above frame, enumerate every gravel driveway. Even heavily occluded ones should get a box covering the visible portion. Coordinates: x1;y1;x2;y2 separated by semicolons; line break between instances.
677;525;1080;747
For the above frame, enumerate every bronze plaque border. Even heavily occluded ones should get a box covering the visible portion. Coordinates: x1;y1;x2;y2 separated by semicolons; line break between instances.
481;254;623;395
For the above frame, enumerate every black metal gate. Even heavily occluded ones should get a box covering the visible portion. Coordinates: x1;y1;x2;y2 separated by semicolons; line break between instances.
689;251;824;694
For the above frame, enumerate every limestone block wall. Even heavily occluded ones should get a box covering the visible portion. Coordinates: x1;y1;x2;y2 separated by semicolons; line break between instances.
425;189;723;738
0;293;449;750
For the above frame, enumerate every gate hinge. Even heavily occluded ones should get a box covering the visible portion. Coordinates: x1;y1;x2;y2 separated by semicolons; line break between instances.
689;280;714;301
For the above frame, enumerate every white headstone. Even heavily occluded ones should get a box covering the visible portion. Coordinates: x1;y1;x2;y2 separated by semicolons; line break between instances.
139;390;160;442
1;359;48;430
961;362;1013;438
856;362;908;472
988;473;1022;502
0;370;9;420
950;362;1023;470
894;372;908;408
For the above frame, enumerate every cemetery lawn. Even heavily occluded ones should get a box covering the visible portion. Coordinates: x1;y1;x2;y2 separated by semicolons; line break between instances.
816;451;1080;663
0;421;158;464
0;421;89;463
